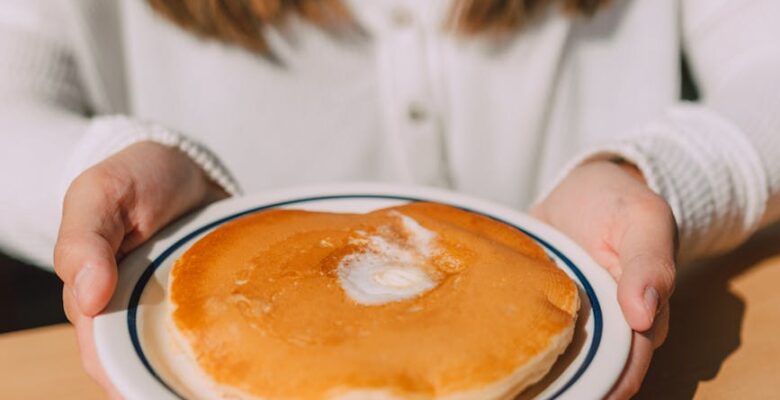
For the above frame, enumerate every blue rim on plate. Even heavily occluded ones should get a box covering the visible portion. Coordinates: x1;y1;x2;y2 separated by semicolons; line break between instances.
126;195;603;399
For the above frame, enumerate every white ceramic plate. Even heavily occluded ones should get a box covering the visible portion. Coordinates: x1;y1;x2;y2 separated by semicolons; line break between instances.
94;183;631;400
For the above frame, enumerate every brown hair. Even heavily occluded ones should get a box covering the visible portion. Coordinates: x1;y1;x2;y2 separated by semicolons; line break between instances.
147;0;606;53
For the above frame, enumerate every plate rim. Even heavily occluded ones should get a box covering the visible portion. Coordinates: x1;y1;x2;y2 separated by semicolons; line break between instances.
94;183;631;400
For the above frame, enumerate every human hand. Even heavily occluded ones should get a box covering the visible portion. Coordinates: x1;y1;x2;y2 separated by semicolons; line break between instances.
54;142;228;397
531;160;676;399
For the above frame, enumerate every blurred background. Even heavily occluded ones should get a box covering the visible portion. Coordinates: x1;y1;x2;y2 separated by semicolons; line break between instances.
0;254;66;333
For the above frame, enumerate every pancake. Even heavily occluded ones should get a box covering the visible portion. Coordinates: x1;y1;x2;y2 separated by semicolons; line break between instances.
168;202;580;399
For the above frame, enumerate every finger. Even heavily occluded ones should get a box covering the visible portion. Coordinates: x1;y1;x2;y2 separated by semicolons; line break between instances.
54;172;130;316
65;288;124;398
56;231;121;316
606;331;654;400
616;203;676;332
652;304;670;349
63;285;77;323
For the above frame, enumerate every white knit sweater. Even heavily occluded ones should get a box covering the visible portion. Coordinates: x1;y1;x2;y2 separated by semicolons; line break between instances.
1;0;779;268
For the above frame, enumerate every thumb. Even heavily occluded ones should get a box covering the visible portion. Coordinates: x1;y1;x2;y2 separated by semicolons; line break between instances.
616;207;677;332
54;172;128;316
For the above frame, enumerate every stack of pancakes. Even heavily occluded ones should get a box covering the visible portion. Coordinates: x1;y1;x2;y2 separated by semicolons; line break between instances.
169;202;579;399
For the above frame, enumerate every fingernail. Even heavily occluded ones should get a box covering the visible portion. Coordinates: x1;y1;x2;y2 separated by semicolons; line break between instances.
644;286;659;318
74;264;95;311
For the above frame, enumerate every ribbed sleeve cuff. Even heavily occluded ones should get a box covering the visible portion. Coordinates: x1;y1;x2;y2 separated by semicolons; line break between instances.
62;115;242;197
537;104;768;261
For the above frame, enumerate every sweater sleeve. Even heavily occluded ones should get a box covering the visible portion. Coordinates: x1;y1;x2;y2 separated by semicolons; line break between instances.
539;0;780;261
0;1;240;269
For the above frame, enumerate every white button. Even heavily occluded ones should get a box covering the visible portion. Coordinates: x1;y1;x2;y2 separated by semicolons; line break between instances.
390;7;413;28
407;102;428;122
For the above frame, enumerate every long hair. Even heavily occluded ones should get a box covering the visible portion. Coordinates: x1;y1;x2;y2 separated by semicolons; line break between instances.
146;0;607;53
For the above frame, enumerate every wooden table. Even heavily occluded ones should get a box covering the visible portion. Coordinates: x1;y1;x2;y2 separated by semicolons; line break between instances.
0;324;103;399
1;226;778;399
637;223;780;400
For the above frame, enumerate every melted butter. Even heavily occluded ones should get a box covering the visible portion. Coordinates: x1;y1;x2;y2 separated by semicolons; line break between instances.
337;211;441;306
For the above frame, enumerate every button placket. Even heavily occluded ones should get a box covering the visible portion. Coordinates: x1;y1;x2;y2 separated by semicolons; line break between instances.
373;1;447;185
397;50;443;184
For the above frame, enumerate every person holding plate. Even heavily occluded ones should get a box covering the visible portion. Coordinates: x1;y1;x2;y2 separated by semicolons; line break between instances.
0;0;779;398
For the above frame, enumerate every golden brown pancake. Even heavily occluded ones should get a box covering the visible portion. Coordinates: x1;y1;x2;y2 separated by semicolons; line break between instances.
169;202;579;399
